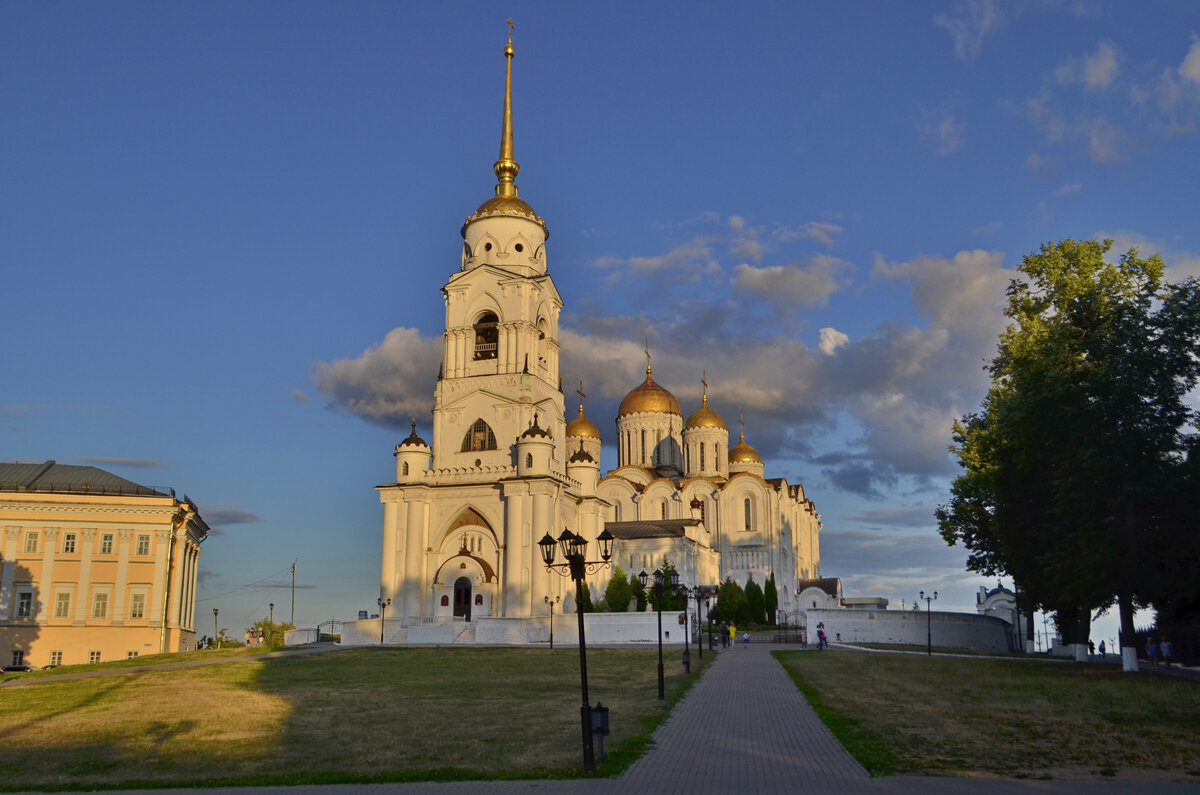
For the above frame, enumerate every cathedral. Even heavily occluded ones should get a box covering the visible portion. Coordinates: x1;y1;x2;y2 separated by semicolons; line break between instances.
374;31;821;636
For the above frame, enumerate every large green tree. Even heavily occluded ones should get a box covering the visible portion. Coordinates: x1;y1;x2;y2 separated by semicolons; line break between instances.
938;239;1200;670
764;572;779;625
744;575;766;625
716;576;748;626
603;566;633;612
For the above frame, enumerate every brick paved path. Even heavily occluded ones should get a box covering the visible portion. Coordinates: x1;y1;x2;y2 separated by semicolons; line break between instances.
619;641;868;794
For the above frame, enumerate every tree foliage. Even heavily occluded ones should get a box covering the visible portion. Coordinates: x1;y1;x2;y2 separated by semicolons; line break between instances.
938;239;1200;651
764;572;779;625
603;566;633;612
249;618;295;648
628;570;648;612
716;577;748;626
744;575;766;625
646;560;687;611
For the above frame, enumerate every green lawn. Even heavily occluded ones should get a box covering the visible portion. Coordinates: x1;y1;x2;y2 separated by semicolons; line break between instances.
0;646;702;790
777;650;1200;782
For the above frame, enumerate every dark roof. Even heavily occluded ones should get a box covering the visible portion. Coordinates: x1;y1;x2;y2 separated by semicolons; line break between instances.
0;461;166;497
605;519;701;540
796;577;842;598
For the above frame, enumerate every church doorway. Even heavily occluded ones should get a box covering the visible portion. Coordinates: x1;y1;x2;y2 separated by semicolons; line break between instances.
453;577;472;621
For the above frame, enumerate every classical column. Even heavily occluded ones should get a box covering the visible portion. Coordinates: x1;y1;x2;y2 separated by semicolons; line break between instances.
116;530;132;620
381;497;400;603
74;529;96;623
401;496;426;619
150;529;171;624
168;528;187;628
529;489;552;618
36;528;58;620
501;489;525;616
0;528;19;617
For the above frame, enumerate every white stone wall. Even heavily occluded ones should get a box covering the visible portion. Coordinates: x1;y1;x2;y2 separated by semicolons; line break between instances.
809;608;1010;652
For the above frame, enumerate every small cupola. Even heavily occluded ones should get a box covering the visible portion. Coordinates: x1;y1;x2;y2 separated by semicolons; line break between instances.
395;418;432;482
516;413;554;476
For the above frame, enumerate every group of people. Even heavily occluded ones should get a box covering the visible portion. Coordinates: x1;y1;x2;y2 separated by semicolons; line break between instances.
1145;636;1175;667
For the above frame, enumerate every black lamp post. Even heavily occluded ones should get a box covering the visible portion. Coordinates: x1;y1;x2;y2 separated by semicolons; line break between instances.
545;594;561;649
269;602;274;624
378;596;391;644
212;608;219;649
919;590;938;655
639;568;677;698
539;527;615;773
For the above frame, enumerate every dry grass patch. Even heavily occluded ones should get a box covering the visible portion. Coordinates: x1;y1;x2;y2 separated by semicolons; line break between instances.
777;650;1200;782
0;646;695;789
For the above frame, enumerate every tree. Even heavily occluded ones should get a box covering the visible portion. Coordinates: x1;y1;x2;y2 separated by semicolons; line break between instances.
250;618;295;647
764;572;779;625
579;582;595;613
938;239;1200;670
744;575;766;625
629;570;648;612
604;566;633;612
716;577;748;626
646;560;687;611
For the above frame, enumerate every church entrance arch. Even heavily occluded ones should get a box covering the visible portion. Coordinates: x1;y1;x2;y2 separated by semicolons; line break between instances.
453;577;472;621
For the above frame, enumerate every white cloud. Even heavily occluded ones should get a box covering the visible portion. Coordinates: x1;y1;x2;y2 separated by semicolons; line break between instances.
312;326;441;428
291;388;310;404
1057;42;1120;91
934;0;1003;62
1180;40;1200;85
916;110;966;156
1054;182;1082;196
818;327;850;356
733;254;852;308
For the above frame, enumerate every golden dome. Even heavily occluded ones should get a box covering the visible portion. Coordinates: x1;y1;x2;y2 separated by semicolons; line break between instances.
566;410;601;439
463;195;548;238
619;367;682;417
729;431;763;464
684;394;727;431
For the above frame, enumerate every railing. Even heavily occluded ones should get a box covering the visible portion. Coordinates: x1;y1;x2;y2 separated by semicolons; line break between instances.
473;343;498;360
0;481;170;498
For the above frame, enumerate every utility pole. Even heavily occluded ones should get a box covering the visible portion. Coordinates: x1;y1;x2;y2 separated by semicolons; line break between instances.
291;561;296;625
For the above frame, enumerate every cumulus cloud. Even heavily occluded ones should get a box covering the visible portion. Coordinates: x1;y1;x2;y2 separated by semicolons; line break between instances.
1096;229;1200;282
291;389;310;404
593;238;722;284
1180;40;1200;85
844;505;938;529
733;255;852;309
1057;41;1120;91
312;326;441;429
818;327;850;356
934;0;1003;61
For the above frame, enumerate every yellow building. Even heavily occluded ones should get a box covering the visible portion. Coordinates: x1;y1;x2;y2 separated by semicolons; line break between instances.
0;461;208;668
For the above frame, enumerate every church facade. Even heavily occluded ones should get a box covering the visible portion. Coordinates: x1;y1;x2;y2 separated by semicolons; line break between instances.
375;33;821;633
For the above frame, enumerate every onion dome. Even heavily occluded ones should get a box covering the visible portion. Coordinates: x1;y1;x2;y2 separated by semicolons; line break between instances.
460;26;549;239
729;431;763;464
566;384;601;439
399;418;429;448
690;496;703;511
520;413;552;439
619;364;682;417
685;394;727;431
568;441;595;464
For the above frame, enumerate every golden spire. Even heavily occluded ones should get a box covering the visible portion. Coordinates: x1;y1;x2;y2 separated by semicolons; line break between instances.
493;19;520;198
577;381;587;416
645;337;652;376
701;370;708;407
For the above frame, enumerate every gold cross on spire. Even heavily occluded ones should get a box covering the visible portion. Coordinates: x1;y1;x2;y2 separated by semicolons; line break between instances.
701;370;708;406
576;381;586;414
644;337;651;374
506;17;514;44
739;411;745;440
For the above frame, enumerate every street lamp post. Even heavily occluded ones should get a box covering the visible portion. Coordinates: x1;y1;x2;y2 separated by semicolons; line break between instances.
639;570;664;699
539;528;615;773
378;596;391;644
544;594;561;649
919;590;938;655
212;608;219;649
269;603;274;624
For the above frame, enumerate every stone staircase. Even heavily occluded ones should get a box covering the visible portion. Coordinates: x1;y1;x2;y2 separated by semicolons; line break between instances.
453;622;477;644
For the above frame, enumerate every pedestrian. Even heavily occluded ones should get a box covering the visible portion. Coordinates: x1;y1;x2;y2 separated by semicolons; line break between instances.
729;624;736;646
1099;640;1106;657
1162;638;1173;667
1146;637;1158;667
801;630;808;649
817;622;827;651
743;631;750;647
1088;639;1095;657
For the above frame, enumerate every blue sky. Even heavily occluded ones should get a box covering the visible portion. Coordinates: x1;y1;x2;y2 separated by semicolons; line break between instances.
4;2;1198;644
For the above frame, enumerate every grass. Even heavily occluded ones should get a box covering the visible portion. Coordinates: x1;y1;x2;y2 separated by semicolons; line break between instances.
776;650;1200;781
0;646;703;790
0;647;264;684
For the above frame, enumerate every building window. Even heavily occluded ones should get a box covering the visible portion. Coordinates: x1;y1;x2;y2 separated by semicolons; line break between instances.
640;430;646;464
89;651;101;664
136;534;150;556
661;501;667;519
744;498;752;531
401;462;409;476
461;418;497;452
23;532;38;553
525;453;533;469
62;533;77;553
49;650;62;667
700;444;706;471
100;533;114;554
654;430;661;465
126;651;139;659
16;591;33;618
10;651;24;666
55;592;71;618
473;311;499;360
93;593;109;618
129;593;146;619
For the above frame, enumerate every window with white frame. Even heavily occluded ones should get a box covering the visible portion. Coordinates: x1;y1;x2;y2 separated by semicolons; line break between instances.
88;651;101;664
744;498;752;531
16;591;33;618
100;533;114;554
62;532;77;553
23;532;38;553
10;650;24;666
92;593;108;618
129;593;146;619
49;650;62;666
54;592;71;618
135;534;150;555
126;651;138;659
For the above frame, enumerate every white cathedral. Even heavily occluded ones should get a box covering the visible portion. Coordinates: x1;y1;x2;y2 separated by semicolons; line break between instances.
372;33;822;640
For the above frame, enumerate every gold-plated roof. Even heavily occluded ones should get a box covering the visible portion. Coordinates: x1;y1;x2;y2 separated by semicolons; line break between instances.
567;384;601;439
619;366;682;417
684;393;727;431
461;22;548;238
729;430;763;464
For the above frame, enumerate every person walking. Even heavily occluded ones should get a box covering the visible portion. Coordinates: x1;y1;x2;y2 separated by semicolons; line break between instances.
743;631;750;648
1146;637;1158;667
1099;640;1106;657
817;622;827;651
1162;638;1173;667
1088;639;1095;657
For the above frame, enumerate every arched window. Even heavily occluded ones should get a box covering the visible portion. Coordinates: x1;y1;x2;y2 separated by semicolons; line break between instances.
473;312;499;360
654;430;662;465
461;418;497;452
525;453;533;469
744;498;752;531
641;430;646;464
699;443;706;471
402;462;409;476
661;501;667;519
